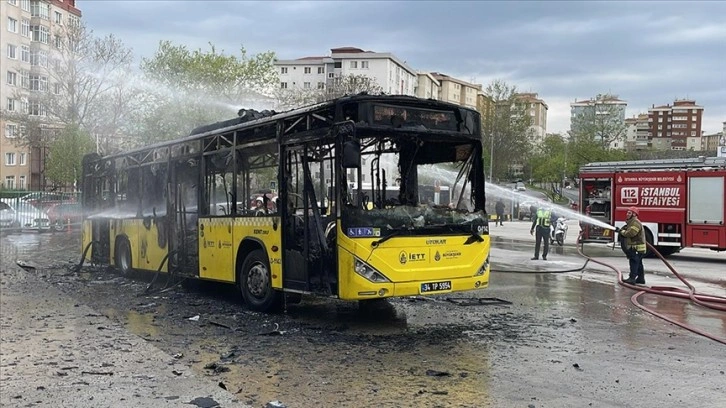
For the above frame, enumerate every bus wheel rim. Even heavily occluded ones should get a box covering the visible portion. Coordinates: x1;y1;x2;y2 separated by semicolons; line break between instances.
247;262;268;299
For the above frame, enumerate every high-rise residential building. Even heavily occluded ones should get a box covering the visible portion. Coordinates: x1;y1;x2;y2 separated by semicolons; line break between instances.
1;0;82;191
274;47;417;97
414;72;440;100
429;73;481;109
648;99;704;151
624;113;651;151
513;92;548;143
570;94;627;150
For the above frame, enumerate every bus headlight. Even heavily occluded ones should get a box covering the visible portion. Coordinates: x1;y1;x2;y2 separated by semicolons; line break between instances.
354;258;390;283
474;255;490;276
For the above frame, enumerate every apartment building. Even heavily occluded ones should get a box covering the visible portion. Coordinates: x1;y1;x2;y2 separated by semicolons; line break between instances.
648;99;703;151
274;47;417;97
570;94;627;149
624;113;651;151
430;72;481;109
514;92;548;143
414;72;440;100
1;0;81;191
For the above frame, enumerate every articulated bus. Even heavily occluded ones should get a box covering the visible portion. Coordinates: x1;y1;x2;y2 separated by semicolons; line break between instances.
80;94;491;312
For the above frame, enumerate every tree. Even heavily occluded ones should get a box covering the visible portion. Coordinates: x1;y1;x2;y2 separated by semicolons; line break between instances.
45;125;95;188
478;79;534;181
276;74;384;110
137;41;278;143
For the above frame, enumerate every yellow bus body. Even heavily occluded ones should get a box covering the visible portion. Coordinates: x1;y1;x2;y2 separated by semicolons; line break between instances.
84;217;490;300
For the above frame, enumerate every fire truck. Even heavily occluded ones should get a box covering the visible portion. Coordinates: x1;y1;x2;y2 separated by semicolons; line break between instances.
578;156;726;256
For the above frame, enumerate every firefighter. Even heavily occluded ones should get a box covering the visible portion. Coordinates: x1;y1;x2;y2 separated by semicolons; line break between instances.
616;206;647;284
530;206;551;260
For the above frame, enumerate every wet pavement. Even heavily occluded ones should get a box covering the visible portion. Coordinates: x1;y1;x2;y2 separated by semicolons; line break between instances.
1;230;725;408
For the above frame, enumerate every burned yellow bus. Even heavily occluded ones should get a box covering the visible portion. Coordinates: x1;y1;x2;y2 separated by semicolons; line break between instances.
81;94;491;312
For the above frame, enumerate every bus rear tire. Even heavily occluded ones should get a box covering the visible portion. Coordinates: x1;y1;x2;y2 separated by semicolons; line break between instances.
238;249;282;313
115;237;133;276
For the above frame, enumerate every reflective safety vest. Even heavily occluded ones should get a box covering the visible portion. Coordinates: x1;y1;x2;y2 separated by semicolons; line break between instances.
536;209;551;227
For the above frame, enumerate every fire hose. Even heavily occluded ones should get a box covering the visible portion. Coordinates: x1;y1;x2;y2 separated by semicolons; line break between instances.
575;230;726;345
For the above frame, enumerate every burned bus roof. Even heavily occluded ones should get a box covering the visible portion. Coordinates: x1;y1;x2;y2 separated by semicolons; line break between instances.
90;94;481;162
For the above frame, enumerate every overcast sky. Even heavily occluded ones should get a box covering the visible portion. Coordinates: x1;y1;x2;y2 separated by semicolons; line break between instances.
80;0;726;134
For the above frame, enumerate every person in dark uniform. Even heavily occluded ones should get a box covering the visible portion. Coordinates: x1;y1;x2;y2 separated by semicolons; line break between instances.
530;206;551;260
495;199;505;226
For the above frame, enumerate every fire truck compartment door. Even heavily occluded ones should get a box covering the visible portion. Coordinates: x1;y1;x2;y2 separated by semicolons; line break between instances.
688;176;724;224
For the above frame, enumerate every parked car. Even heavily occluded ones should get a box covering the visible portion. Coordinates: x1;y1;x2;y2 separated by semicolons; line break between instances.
19;192;78;211
515;182;527;191
517;200;539;220
0;201;16;231
46;202;83;231
0;199;52;232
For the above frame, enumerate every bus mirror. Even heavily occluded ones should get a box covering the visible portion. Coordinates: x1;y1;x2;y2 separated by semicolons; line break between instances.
342;140;361;169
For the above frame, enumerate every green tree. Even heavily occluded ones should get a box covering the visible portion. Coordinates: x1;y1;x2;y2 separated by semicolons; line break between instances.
137;41;278;143
478;79;533;181
276;74;384;109
45;126;95;187
569;94;627;150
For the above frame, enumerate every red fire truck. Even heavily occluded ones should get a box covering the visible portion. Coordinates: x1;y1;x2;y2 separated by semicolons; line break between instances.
578;156;726;256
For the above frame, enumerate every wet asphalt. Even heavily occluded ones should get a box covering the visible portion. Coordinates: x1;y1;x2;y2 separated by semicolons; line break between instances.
1;231;724;408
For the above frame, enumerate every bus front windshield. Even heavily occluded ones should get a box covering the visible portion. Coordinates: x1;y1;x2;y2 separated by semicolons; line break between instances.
341;135;488;239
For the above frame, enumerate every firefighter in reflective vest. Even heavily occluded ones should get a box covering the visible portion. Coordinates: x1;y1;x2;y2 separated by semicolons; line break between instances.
530;207;551;260
616;206;647;284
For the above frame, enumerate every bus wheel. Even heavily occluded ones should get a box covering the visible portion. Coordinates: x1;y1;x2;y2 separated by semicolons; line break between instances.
239;249;281;312
115;238;133;276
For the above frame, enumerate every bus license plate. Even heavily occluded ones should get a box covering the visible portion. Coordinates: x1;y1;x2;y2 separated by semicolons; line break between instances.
420;281;452;293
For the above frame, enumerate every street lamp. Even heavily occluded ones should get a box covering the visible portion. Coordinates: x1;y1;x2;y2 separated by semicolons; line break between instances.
489;131;494;182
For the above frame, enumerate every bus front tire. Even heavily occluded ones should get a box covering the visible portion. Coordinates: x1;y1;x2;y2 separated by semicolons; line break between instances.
239;249;282;313
115;238;133;276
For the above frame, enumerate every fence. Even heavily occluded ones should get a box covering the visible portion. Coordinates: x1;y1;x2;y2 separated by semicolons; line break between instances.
0;190;81;234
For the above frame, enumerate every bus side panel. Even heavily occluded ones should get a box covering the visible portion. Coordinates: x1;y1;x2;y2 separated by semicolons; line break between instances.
82;220;93;262
198;218;235;282
137;220;169;273
232;217;283;289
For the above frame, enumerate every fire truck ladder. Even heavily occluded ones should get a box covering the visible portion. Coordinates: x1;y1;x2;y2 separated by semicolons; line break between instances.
580;156;726;173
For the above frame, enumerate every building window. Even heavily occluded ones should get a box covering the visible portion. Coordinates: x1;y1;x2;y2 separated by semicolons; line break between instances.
28;100;45;116
327;73;334;78
30;50;47;67
5;124;18;138
7;17;18;32
658;125;662;130
31;25;49;44
317;67;324;74
20;70;29;88
30;1;49;19
691;131;696;136
350;61;358;69
29;74;47;91
21;19;29;37
692;123;697;129
5;153;16;166
8;0;18;6
317;82;325;90
5;176;16;189
692;116;697;121
18;175;26;190
53;82;61;94
20;0;29;11
7;71;17;86
361;61;369;69
54;11;62;24
7;98;16;111
303;67;311;74
280;67;288;74
303;82;311;89
280;82;288;89
20;45;29;62
7;44;17;59
19;152;26;166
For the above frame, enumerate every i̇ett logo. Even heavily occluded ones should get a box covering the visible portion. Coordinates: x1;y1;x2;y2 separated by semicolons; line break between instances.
399;251;407;264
